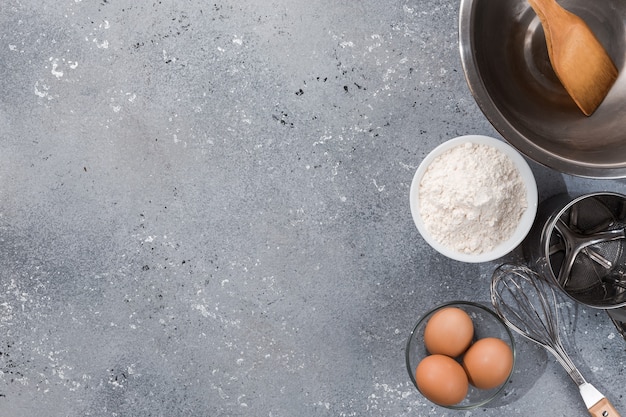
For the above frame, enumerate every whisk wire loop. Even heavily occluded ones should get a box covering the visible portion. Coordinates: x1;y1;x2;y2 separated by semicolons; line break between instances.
491;264;586;386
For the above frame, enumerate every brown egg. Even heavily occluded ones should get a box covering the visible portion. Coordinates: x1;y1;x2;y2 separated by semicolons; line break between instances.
415;354;469;406
462;337;514;389
423;307;474;357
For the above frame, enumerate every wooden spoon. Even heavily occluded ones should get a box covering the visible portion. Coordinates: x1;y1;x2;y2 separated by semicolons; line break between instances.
528;0;618;116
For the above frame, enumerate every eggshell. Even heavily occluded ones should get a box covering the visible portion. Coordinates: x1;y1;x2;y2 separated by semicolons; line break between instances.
423;307;474;357
462;337;513;389
415;354;469;406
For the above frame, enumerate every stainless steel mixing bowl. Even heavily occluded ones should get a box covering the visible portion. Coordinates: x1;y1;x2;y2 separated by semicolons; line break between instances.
459;0;626;178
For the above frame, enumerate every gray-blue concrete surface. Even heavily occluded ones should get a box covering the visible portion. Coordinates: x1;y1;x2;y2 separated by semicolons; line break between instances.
1;1;625;416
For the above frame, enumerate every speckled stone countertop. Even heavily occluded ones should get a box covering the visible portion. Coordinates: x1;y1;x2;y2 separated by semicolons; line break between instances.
1;1;625;416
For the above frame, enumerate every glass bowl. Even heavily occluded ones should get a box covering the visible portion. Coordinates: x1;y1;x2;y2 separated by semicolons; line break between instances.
405;301;516;410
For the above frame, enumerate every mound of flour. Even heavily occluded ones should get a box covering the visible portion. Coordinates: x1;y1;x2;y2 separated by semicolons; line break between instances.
418;142;527;255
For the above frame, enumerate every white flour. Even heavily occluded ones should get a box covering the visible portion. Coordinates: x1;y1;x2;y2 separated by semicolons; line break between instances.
418;142;527;254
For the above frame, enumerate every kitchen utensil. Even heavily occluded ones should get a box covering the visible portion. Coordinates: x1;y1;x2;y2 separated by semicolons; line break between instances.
524;192;626;339
491;264;621;417
527;0;618;115
459;0;626;177
553;218;625;287
542;194;623;292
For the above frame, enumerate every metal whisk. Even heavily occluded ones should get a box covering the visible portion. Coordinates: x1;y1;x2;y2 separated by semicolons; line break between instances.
491;264;620;417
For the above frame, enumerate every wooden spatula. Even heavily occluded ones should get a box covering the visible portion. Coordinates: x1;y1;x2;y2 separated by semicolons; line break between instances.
528;0;618;116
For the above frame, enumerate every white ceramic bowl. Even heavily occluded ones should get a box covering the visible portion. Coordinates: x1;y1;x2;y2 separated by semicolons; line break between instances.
410;135;538;263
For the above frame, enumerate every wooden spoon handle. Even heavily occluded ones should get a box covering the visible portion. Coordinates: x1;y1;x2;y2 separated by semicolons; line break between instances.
527;0;568;23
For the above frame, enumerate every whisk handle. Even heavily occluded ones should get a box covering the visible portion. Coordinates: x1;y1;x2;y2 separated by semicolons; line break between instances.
588;397;620;417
